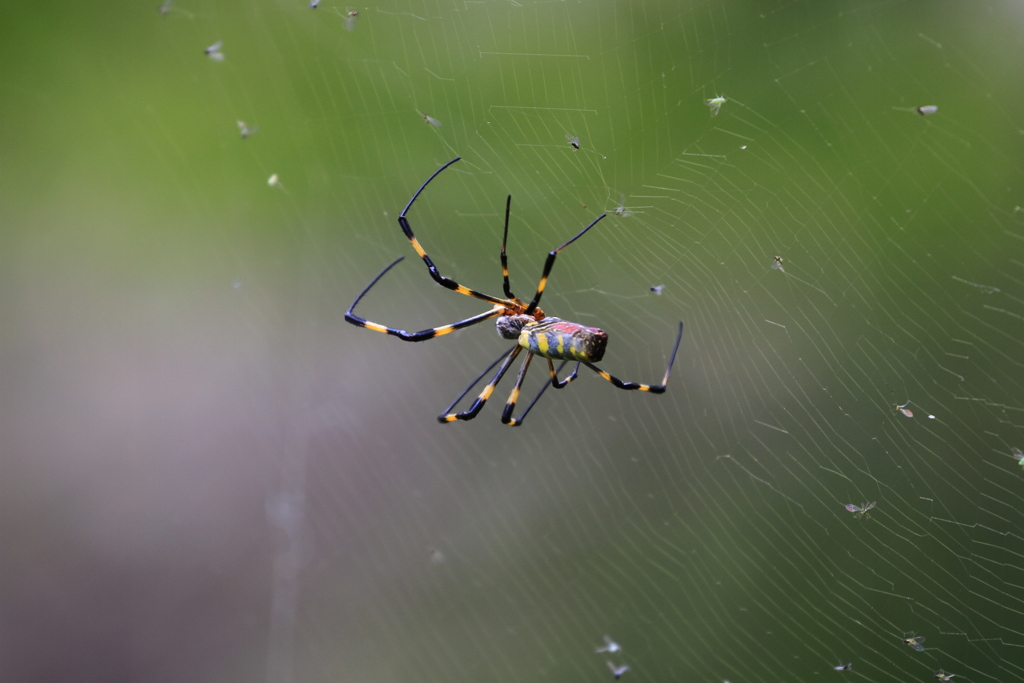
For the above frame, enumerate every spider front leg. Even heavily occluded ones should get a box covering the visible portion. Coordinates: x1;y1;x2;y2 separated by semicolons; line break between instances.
398;157;508;308
582;322;684;393
500;195;515;299
523;213;607;315
345;256;502;341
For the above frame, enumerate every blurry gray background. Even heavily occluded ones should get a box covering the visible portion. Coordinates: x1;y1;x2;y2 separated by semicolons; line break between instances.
3;0;1024;681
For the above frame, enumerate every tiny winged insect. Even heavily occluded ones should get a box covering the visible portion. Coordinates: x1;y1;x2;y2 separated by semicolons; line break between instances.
595;635;621;654
917;105;938;116
267;174;283;189
845;501;876;518
613;195;632;217
345;157;685;425
1012;447;1024;467
157;0;193;18
772;255;785;272
237;120;258;139
902;633;926;651
566;133;580;150
607;662;629;679
309;0;320;7
422;113;442;127
895;400;913;418
935;670;955;681
834;663;852;671
204;41;224;61
650;285;665;295
705;95;726;117
342;8;358;30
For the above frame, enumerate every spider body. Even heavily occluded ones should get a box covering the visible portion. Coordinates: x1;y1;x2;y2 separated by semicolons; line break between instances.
514;317;608;363
346;157;683;425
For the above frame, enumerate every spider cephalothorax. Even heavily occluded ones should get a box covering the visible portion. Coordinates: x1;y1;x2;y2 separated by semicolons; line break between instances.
345;157;683;425
495;314;533;340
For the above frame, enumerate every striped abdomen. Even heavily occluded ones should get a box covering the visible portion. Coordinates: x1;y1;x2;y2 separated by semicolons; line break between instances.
520;317;607;363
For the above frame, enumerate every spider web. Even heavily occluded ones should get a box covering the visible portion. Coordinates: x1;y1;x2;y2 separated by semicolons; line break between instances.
4;0;1024;682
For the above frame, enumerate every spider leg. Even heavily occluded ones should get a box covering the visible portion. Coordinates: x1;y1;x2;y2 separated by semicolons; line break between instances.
501;195;515;299
523;213;607;315
399;157;508;307
546;358;580;389
502;359;578;427
439;346;523;423
346;256;502;341
581;322;684;393
500;351;536;424
439;344;517;415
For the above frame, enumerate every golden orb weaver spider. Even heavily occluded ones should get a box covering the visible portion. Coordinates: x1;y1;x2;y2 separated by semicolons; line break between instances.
345;157;684;425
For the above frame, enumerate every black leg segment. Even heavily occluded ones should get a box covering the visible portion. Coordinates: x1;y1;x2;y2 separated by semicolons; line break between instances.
523;213;607;316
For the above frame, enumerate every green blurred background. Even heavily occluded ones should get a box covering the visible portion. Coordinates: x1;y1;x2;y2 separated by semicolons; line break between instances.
4;0;1024;681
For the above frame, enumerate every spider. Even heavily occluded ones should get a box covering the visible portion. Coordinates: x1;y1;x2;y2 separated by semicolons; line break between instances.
345;157;684;425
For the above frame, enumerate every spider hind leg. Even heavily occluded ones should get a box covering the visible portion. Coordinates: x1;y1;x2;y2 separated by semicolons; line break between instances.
582;322;684;393
438;346;522;423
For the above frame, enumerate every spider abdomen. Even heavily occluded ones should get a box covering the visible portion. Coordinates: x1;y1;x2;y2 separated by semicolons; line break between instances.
520;317;607;363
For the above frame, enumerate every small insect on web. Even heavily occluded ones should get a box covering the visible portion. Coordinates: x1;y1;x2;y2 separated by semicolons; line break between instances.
705;95;726;117
935;670;955;681
772;255;784;272
566;133;580;149
237;121;258;139
606;662;629;680
345;157;685;426
157;0;193;18
902;633;926;651
834;663;852;671
845;501;876;518
204;41;224;61
421;113;442;127
613;195;632;217
341;8;358;30
1012;447;1024;467
595;635;620;653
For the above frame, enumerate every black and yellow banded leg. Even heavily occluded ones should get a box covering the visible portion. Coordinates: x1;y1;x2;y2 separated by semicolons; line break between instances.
398;157;508;308
523;213;607;316
346;256;503;341
348;307;500;342
440;344;517;416
582;322;684;393
502;359;578;427
439;346;523;423
547;358;580;389
500;351;536;425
